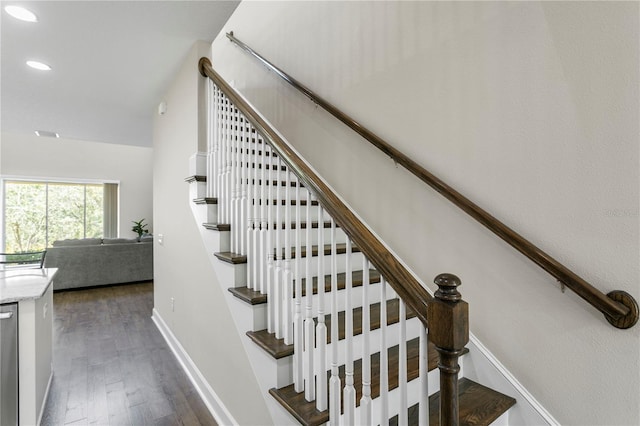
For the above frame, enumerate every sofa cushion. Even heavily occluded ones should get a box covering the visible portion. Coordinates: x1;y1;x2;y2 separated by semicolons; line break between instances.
102;238;138;245
52;238;102;247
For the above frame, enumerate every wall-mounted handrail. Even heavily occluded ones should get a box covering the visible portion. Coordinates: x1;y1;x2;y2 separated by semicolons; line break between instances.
198;56;433;328
224;31;638;329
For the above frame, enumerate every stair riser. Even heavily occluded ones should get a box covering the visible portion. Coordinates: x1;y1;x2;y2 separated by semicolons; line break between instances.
189;180;208;200
217;259;248;289
190;198;219;225
202;223;230;252
229;294;269;332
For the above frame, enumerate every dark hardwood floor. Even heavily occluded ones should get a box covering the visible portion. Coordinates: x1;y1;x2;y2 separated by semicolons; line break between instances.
41;282;218;426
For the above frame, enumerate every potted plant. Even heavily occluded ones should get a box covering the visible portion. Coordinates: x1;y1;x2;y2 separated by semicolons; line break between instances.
131;219;149;241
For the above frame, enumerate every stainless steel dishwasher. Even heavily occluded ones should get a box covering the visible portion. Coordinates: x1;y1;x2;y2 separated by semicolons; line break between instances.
1;303;18;426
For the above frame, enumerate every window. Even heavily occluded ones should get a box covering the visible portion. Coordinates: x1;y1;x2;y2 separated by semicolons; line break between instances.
2;180;118;252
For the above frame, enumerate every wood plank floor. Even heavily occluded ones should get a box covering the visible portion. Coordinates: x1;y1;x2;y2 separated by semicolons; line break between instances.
41;282;218;426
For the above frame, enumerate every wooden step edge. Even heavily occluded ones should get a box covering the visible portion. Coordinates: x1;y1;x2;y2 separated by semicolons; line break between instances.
388;377;517;426
269;339;471;426
202;223;230;232
193;197;217;205
214;252;247;264
269;387;321;426
246;298;417;360
185;175;206;183
226;269;381;310
298;269;381;297
287;243;361;259
228;287;267;305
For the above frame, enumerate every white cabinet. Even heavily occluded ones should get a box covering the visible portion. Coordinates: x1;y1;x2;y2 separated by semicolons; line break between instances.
0;268;56;426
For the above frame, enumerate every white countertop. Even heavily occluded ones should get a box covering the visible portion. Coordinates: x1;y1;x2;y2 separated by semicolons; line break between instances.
0;268;58;304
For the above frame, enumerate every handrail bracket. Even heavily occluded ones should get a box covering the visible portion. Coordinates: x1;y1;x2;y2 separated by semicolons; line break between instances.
605;291;639;329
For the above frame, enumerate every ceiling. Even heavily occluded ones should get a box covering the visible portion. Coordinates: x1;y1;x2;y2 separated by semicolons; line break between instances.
1;1;240;147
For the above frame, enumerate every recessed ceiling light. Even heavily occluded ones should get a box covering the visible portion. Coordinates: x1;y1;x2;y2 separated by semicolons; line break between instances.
26;60;51;71
35;130;60;138
4;5;38;22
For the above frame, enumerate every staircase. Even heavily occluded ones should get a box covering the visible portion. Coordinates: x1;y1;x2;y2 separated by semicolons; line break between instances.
183;62;519;425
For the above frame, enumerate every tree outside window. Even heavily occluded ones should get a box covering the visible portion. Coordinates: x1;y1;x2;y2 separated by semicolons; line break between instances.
3;181;106;252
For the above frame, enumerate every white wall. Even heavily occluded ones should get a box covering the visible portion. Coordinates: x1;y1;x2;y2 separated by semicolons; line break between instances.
0;133;153;238
210;2;639;425
152;40;271;425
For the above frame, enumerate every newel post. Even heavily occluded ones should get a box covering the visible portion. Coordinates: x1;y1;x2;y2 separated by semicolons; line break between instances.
427;273;469;426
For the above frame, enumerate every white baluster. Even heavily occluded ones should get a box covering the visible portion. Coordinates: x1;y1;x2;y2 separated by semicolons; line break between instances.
250;135;262;290
220;97;228;224
213;88;224;203
399;300;408;426
206;81;213;198
258;141;268;294
304;190;315;401
283;168;293;345
379;277;390;426
328;218;340;426
360;259;372;425
316;205;327;411
266;144;275;334
274;157;284;339
239;116;248;255
419;325;429;426
293;171;303;393
245;125;255;289
343;238;356;424
230;107;239;254
212;86;222;201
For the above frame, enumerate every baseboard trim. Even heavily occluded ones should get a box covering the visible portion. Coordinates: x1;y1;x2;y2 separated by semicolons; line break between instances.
37;371;54;426
152;308;238;426
469;333;560;425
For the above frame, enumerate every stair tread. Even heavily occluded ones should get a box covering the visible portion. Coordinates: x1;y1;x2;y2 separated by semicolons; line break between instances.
227;269;380;306
185;175;206;183
298;269;381;297
247;298;417;359
389;378;517;426
269;337;435;426
215;243;360;265
228;287;267;305
203;223;231;232
193;197;217;204
214;252;247;264
269;338;473;426
270;344;490;426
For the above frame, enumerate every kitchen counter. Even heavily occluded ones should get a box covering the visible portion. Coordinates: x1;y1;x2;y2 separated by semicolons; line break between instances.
0;268;57;304
0;267;57;425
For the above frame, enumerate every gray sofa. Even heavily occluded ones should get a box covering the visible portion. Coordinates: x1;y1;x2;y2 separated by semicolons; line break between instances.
44;237;153;290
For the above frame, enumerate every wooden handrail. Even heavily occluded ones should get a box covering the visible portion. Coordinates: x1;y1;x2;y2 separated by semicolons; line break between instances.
199;57;432;328
222;31;638;329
